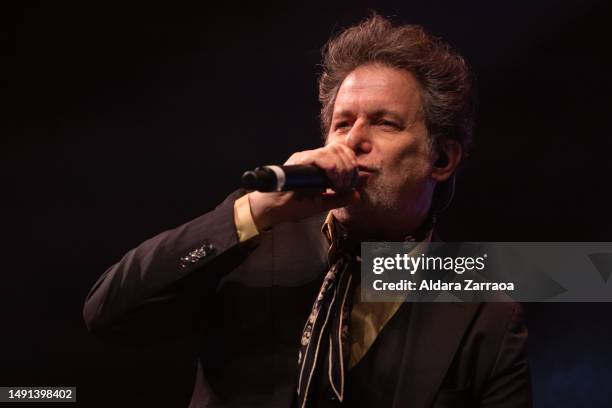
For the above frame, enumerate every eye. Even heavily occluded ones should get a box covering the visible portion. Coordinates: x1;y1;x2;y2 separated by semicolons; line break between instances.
378;120;402;130
333;121;351;132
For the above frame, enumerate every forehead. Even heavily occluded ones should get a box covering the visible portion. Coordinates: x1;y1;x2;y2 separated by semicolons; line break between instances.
333;64;422;118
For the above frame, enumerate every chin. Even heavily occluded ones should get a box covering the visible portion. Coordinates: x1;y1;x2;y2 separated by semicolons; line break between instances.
333;195;383;225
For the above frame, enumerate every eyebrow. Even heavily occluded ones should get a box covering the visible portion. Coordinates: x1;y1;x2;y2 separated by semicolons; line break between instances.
370;109;406;123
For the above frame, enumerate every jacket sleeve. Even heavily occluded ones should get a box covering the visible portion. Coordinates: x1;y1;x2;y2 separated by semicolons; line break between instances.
480;303;533;407
82;189;254;345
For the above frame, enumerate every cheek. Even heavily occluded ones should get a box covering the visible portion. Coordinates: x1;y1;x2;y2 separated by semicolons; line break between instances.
386;141;428;168
325;132;345;146
383;146;433;186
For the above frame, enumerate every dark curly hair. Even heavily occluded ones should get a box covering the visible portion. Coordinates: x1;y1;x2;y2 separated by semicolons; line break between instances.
319;14;474;155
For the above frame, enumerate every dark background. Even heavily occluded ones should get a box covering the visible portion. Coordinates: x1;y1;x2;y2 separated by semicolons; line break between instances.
3;0;612;406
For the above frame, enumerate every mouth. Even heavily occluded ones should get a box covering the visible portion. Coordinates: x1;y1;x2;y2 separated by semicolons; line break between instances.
355;166;376;188
357;165;377;173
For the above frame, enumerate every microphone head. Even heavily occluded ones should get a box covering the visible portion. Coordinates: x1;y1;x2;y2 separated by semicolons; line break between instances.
241;168;277;192
241;171;258;190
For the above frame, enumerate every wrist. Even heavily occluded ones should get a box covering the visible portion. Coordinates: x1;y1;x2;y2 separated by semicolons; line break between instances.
247;191;276;232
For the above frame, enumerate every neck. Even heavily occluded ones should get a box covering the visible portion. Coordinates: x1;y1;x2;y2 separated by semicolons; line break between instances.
336;207;433;245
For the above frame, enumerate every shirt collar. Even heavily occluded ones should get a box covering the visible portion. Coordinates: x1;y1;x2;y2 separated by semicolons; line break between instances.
321;211;436;247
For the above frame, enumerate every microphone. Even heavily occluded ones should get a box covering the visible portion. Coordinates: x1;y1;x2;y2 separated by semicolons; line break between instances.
241;165;333;192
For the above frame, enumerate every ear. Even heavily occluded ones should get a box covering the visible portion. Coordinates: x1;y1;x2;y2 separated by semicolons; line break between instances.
431;138;462;182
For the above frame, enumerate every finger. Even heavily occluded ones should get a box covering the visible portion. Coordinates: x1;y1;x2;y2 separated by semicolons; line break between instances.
334;144;353;189
319;189;361;211
292;187;326;201
337;142;358;166
310;153;342;189
284;151;308;166
323;143;353;190
336;143;357;190
328;143;357;190
335;144;359;188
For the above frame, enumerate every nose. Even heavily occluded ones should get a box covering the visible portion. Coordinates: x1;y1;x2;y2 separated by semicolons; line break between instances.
344;119;372;154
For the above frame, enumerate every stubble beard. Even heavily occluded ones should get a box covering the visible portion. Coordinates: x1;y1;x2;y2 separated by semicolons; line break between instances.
332;178;399;239
332;174;434;241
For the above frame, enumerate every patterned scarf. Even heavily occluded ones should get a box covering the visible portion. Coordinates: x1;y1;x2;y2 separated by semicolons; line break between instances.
295;213;436;407
296;216;355;407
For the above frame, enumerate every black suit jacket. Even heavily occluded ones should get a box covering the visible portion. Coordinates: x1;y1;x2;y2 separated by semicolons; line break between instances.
83;190;532;407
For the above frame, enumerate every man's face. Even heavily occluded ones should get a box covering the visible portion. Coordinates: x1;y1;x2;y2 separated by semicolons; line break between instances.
326;64;436;237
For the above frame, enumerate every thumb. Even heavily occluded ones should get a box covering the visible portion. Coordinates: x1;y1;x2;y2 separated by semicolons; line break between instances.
319;189;361;211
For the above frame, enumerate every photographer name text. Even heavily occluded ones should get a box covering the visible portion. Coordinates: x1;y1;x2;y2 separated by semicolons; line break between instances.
373;279;515;291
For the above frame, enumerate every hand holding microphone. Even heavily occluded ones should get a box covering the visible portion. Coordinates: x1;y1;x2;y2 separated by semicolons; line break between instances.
244;142;361;231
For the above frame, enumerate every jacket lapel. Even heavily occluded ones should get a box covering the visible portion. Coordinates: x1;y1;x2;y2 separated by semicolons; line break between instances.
392;302;481;408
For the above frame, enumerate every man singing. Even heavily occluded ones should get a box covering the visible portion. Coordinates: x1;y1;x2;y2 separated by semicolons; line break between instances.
83;14;532;407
